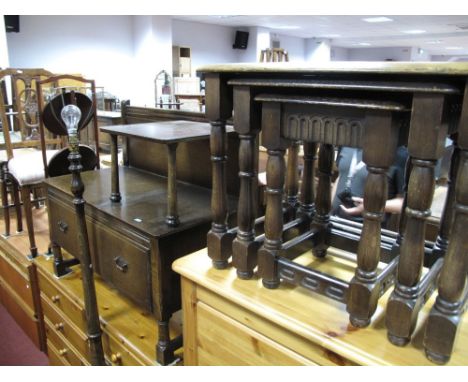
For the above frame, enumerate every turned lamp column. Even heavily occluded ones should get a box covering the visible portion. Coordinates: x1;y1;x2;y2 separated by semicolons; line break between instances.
206;73;234;269
386;94;447;344
347;110;399;328
424;83;468;364
232;85;261;279
62;105;105;366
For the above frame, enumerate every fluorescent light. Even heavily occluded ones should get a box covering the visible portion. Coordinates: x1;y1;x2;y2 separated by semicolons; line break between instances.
275;26;300;30
354;42;371;46
446;46;463;50
321;34;341;38
362;17;393;23
426;40;442;44
403;30;426;34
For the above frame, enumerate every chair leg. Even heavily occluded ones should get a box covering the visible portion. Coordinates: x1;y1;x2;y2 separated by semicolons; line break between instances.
32;188;41;209
12;180;23;233
1;168;10;237
20;185;38;258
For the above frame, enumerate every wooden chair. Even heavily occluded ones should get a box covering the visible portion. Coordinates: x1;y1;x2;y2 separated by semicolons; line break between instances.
1;68;54;238
3;73;100;257
259;48;289;63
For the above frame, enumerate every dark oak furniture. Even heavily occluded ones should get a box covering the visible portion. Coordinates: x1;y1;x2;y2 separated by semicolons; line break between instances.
47;109;239;365
198;62;468;364
101;121;233;227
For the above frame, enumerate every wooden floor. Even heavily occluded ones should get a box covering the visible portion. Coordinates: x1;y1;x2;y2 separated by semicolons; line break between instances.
0;205;183;366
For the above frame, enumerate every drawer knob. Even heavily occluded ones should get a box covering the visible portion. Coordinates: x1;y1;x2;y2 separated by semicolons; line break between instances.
111;352;122;364
114;256;128;273
59;348;68;356
58;220;68;233
51;295;61;303
54;322;64;331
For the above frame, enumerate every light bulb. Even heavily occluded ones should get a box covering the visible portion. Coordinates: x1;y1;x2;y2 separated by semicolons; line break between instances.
61;104;81;136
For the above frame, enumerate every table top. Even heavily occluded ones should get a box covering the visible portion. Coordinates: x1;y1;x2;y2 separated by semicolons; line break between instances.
100;120;217;144
45;167;235;239
197;61;468;76
173;248;468;366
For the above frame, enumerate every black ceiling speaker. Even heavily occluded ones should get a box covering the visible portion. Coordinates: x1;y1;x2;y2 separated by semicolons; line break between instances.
233;31;249;49
4;15;20;33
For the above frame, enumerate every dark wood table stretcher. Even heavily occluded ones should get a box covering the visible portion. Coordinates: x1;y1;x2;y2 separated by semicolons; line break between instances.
198;62;468;364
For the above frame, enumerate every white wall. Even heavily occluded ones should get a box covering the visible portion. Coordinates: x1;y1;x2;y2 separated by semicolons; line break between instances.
347;47;412;61
237;27;259;63
132;15;172;106
272;33;305;62
410;47;431;61
331;47;349;61
6;15;134;101
431;55;468;62
0;16;9;67
172;19;239;73
305;38;331;62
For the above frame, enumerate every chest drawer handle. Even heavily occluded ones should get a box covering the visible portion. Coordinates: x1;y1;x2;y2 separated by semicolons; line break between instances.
58;220;68;233
54;322;64;331
51;295;61;303
58;348;68;356
114;256;128;273
111;352;122;364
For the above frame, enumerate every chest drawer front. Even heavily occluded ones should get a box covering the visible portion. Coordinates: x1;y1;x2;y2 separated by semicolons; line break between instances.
0;254;34;311
103;333;146;366
37;268;86;332
89;222;152;312
45;321;89;366
47;341;71;366
195;301;317;365
42;295;89;358
47;195;80;257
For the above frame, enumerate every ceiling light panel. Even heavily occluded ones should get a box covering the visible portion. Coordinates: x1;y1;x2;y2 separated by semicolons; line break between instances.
402;30;426;34
362;17;393;23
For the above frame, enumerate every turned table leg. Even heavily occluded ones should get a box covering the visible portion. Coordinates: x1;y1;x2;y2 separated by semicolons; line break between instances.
311;143;334;258
348;110;399;327
207;120;231;269
429;144;460;265
286;141;300;210
165;143;180;227
156;317;182;365
423;151;468;364
386;94;447;344
232;132;260;279
424;84;468;364
258;149;286;289
109;133;121;203
299;142;317;218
